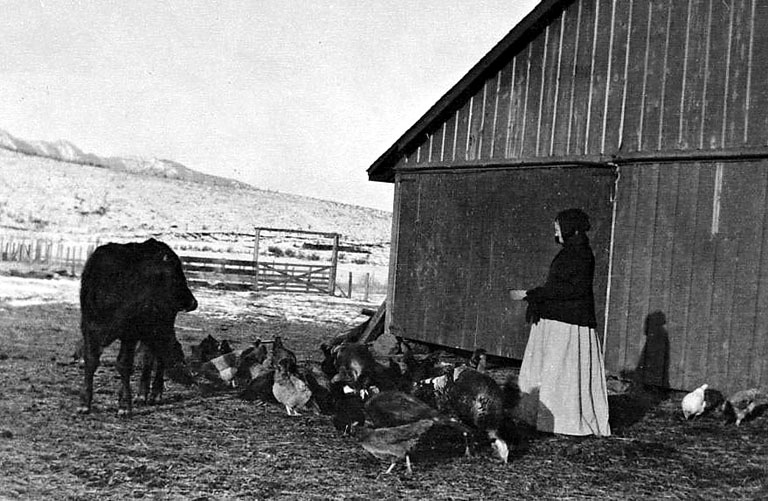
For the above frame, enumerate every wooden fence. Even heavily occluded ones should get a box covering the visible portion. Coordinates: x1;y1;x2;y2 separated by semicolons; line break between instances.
0;237;96;276
0;235;380;298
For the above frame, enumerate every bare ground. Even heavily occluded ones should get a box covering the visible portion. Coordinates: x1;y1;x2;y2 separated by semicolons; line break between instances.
0;275;767;500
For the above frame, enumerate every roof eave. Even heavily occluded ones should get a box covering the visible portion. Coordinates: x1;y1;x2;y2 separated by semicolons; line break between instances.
367;0;574;183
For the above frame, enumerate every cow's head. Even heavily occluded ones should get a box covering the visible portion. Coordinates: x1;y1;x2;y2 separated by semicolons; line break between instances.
141;239;198;314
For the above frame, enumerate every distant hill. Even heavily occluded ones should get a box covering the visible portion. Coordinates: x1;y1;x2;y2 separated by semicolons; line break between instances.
0;128;252;189
0;132;392;244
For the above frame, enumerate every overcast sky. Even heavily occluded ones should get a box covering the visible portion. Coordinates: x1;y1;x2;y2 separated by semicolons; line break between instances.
1;0;539;211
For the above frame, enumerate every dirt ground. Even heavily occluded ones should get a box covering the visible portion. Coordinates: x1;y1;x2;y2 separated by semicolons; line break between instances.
0;274;767;500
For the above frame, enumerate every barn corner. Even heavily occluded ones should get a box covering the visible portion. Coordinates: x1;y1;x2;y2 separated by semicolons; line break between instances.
367;0;768;397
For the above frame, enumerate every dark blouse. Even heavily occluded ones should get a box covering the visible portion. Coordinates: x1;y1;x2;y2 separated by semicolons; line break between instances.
524;233;597;328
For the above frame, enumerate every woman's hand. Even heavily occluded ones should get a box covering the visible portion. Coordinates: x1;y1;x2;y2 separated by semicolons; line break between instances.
509;289;527;301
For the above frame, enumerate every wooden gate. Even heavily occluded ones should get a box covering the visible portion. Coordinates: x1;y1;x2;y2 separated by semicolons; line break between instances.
180;256;337;294
255;262;333;293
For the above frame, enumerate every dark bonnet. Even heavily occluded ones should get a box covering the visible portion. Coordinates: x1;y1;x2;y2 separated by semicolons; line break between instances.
556;208;591;239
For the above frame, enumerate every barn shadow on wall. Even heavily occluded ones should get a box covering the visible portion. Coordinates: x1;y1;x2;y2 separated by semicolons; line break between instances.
609;311;671;433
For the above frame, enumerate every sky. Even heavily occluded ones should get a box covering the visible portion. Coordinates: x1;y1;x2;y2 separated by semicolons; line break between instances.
1;0;539;211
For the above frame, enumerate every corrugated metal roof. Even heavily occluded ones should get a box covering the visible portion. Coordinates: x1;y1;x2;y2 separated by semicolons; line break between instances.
367;0;574;182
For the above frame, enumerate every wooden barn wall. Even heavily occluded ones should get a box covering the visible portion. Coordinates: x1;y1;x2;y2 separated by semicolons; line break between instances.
398;0;768;170
604;162;768;394
390;167;614;359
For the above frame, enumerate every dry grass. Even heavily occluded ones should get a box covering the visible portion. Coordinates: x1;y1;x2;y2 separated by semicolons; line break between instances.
1;290;767;500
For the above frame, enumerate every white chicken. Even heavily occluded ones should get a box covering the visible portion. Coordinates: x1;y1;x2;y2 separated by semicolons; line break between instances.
681;384;708;420
723;388;768;426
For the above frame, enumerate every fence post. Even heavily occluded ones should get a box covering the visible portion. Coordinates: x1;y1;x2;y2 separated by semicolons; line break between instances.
348;271;353;299
328;233;340;296
252;228;261;290
364;272;370;302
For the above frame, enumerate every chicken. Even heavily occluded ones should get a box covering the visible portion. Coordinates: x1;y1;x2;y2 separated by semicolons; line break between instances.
332;342;376;382
469;348;487;373
355;419;437;475
681;384;708;420
272;357;313;416
297;360;335;414
401;343;442;382
271;336;297;369
219;339;234;356
364;390;461;428
238;368;276;403
448;367;517;463
412;364;455;413
703;387;725;414
199;349;250;387
723;388;768;426
233;340;270;387
331;342;405;392
191;334;233;368
320;342;337;378
331;383;366;434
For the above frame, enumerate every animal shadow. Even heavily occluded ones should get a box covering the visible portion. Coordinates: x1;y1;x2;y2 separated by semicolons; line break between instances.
634;311;670;388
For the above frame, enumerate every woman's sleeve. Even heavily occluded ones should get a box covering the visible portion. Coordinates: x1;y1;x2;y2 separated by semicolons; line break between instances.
527;250;593;301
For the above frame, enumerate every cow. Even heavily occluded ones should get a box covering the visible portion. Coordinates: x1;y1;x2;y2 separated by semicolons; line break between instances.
78;238;198;416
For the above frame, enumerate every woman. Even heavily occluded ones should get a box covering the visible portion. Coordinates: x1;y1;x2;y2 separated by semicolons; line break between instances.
510;208;611;436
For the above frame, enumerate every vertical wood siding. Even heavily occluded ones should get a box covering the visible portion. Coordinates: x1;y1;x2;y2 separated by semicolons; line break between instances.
387;0;768;393
391;168;615;359
605;162;768;393
405;0;763;166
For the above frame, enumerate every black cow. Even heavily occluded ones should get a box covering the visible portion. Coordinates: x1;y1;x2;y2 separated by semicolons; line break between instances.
78;238;198;416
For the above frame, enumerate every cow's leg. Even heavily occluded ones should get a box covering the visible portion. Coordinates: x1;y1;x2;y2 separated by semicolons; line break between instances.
116;339;138;416
148;357;164;404
78;333;103;414
136;347;153;405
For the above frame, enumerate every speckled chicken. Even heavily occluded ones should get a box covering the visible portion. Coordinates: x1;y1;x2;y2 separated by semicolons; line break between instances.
272;357;312;416
723;388;768;426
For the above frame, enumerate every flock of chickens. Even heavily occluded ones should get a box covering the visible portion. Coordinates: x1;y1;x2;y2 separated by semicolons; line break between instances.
681;383;768;426
187;332;767;474
192;335;520;475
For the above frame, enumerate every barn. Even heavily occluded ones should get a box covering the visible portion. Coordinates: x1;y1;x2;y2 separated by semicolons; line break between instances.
367;0;768;395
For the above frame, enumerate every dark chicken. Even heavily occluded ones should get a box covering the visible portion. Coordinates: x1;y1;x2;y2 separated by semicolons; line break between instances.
271;336;297;369
355;419;437;475
448;367;518;463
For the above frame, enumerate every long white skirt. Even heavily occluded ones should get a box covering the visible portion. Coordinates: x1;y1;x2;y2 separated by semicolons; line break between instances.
514;319;611;436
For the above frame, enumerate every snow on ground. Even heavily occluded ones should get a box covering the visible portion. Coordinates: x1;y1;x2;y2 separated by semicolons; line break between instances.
0;275;383;327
